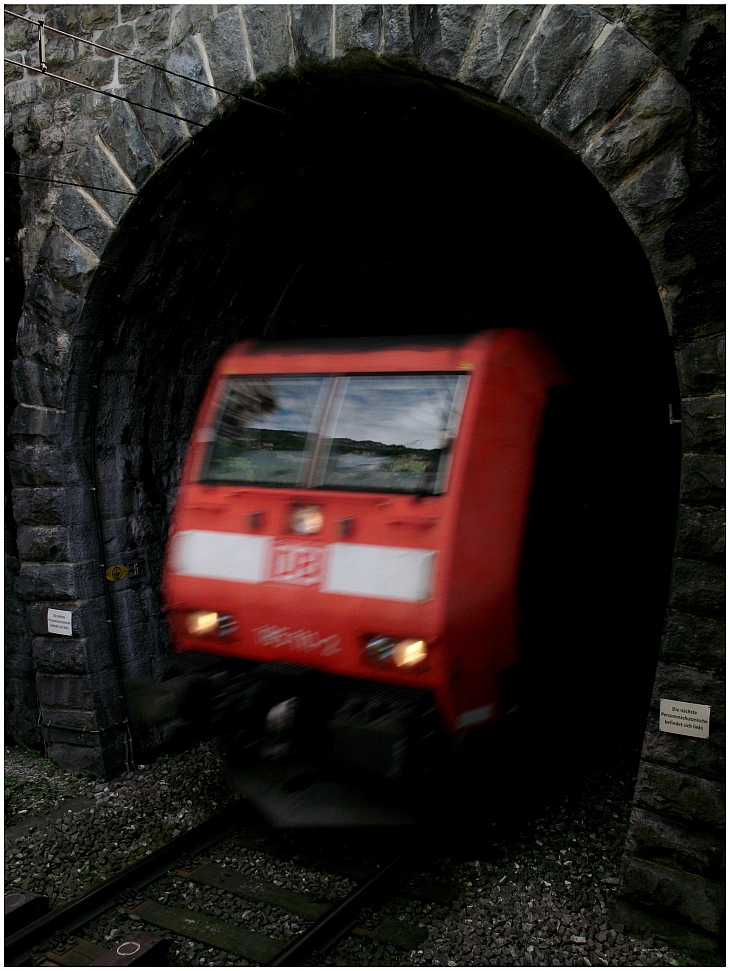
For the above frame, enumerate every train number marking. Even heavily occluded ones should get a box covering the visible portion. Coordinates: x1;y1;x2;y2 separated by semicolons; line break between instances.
253;625;341;656
268;541;325;586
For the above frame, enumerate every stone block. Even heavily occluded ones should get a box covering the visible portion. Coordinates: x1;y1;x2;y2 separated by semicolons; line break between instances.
291;4;332;61
110;586;158;633
70;142;134;222
80;5;118;32
100;105;156;189
642;717;725;781
4;677;42;749
14;315;72;372
36;672;94;709
459;4;542;96
413;4;482;77
665;196;724;268
669;557;724;618
685;108;724;186
625;806;724;881
128;69;188;162
17;525;76;563
674;503;724;562
500;5;604;120
39;127;64;155
135;6;172;51
671;265;724;345
8;404;62;447
12;487;61;529
65;57;116;92
25;272;84;334
11;359;64;410
675;335;725;397
381;4;413;56
8;447;87;489
679;453;725;507
335;4;384;56
623;5;683;53
99;515;150;558
619;856;724;936
4;13;35;51
171;5;215;48
582;67;692;188
42;724;103;748
33;637;90;675
165;35;219;129
5;77;43;111
51;186;115;256
241;5;292;78
31;102;54;132
610;145;690;233
41;707;99;731
633;761;725;831
680;394;725;453
660;609;724;672
546;25;658;148
199;6;253;96
43;30;77;72
16;560;102;602
650;661;725;724
88;667;127;727
43;739;106;776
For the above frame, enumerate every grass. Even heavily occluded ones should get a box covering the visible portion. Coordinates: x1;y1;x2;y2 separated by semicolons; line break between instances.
5;745;97;826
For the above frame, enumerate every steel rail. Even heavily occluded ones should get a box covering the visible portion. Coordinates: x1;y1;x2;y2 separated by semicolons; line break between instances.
4;802;242;966
266;851;410;967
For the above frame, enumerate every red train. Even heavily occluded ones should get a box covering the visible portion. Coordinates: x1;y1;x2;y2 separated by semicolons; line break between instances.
148;331;569;822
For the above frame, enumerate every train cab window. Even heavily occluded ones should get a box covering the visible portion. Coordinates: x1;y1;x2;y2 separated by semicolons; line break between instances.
202;373;468;494
203;376;328;486
317;375;468;494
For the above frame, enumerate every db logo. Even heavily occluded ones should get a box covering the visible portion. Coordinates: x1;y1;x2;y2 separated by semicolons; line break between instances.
268;541;324;585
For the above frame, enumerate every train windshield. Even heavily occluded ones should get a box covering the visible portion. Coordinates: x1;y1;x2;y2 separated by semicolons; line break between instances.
202;373;468;494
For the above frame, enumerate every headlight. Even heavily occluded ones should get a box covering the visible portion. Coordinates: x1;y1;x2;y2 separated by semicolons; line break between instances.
290;504;324;535
365;635;428;669
187;611;219;635
185;612;238;636
392;638;428;668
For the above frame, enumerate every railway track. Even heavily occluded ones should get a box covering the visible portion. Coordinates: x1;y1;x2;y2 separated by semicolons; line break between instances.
5;800;456;967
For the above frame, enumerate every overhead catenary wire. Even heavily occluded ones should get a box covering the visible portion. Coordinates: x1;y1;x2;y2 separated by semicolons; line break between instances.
4;57;238;135
3;7;288;116
4;8;293;199
4;170;137;196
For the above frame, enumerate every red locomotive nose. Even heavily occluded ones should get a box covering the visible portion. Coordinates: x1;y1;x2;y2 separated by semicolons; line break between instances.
159;330;569;796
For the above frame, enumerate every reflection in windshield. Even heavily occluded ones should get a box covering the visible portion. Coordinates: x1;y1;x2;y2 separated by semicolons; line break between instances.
319;376;465;493
204;377;327;486
202;373;468;494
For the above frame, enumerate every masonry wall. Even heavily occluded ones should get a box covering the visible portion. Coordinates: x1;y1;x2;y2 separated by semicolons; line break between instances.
4;3;724;950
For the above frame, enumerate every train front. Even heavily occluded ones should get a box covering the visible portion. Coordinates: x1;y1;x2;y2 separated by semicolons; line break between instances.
154;337;478;824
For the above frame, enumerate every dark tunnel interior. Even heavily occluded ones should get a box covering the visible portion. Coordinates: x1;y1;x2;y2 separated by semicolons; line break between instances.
71;62;681;760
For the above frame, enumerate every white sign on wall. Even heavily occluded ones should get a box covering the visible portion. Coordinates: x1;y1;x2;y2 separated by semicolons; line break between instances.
659;698;711;739
47;608;73;637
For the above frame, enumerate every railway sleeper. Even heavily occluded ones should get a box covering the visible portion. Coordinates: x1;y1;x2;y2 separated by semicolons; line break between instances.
4;891;49;936
38;930;169;967
123;898;281;963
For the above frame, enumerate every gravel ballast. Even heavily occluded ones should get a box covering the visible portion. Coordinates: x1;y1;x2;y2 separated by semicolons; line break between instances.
5;740;692;966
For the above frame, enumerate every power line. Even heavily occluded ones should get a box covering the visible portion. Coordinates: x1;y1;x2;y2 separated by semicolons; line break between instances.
4;170;137;196
3;8;288;117
4;57;234;135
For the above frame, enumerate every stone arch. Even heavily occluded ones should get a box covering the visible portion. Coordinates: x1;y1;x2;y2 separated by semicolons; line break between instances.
6;4;724;950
